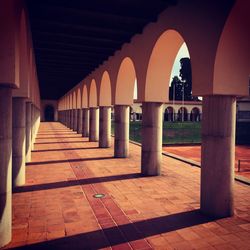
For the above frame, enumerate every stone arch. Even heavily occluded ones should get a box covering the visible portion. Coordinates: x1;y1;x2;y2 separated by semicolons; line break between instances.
164;106;175;122
66;95;69;110
145;30;187;102
69;94;73;109
177;107;188;122
89;79;97;107
77;88;81;109
213;0;249;96
99;71;112;106
190;107;201;122
82;84;88;108
72;91;77;109
115;57;137;105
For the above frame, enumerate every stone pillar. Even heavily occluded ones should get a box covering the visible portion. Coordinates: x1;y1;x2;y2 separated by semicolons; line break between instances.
70;109;74;129
82;108;89;137
64;111;67;125
114;105;129;158
25;102;32;162
77;109;83;134
66;110;70;127
99;106;111;148
73;109;78;131
12;97;26;187
201;95;236;218
34;107;40;137
0;87;12;247
141;102;163;176
89;107;99;141
31;104;35;150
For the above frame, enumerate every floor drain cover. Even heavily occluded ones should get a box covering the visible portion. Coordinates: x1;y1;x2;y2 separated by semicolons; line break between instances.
93;194;105;198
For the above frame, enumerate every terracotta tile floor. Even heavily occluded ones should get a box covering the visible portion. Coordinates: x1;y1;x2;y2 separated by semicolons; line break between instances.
163;145;250;179
4;122;250;250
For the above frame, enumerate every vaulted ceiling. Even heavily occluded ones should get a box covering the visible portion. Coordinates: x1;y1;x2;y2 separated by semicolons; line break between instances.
26;0;176;99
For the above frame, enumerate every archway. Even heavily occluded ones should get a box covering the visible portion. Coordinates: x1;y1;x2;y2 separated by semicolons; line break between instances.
145;30;189;102
100;71;112;106
177;107;188;122
114;57;137;157
164;106;175;121
115;57;137;105
190;107;200;122
44;105;54;121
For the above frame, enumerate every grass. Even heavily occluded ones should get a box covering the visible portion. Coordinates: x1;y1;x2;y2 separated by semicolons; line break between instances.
111;121;201;144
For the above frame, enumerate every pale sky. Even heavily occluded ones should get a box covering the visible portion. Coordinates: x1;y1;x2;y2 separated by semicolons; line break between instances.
169;42;190;86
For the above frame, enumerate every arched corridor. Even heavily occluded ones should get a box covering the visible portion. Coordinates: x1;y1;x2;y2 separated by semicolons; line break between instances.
0;0;249;248
8;122;250;249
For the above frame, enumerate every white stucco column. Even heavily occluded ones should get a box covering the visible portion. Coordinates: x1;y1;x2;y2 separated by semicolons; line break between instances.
99;106;111;148
201;95;236;218
141;102;163;176
114;105;129;158
89;107;99;141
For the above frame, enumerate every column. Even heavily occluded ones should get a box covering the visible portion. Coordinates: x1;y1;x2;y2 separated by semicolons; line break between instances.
66;110;70;127
0;87;12;247
73;109;78;131
25;102;32;162
82;108;89;137
12;97;26;187
70;109;74;129
114;105;129;158
141;102;163;176
99;106;111;148
201;95;236;218
89;107;99;141
31;104;35;150
63;110;67;126
77;109;83;134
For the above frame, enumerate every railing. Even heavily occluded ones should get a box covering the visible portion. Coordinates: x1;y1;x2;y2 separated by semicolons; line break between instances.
238;159;250;172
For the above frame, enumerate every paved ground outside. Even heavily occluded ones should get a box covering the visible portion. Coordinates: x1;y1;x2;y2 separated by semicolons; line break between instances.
163;145;250;180
4;122;250;249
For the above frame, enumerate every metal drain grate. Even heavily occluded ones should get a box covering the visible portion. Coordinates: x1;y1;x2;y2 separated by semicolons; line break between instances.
93;194;105;198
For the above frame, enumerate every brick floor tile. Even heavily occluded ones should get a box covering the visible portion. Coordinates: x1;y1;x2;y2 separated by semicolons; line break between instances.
4;122;250;250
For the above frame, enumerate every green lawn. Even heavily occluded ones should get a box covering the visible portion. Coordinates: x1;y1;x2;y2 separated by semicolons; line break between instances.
111;121;201;144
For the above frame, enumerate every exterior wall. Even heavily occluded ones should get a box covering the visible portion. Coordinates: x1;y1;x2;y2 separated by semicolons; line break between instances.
41;100;58;122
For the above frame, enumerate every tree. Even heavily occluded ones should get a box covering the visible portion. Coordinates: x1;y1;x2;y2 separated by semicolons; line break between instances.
179;57;192;100
169;76;183;100
169;57;199;101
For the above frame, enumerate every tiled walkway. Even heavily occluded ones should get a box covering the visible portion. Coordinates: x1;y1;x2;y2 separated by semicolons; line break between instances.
4;122;250;249
163;145;250;179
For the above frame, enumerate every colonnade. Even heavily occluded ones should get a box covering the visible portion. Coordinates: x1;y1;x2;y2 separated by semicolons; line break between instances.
0;87;40;247
58;96;236;219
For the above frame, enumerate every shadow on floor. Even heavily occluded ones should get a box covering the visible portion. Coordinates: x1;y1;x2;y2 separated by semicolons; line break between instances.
37;133;77;135
32;147;99;153
36;137;83;139
26;156;114;166
8;209;213;250
34;141;88;145
13;173;142;193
